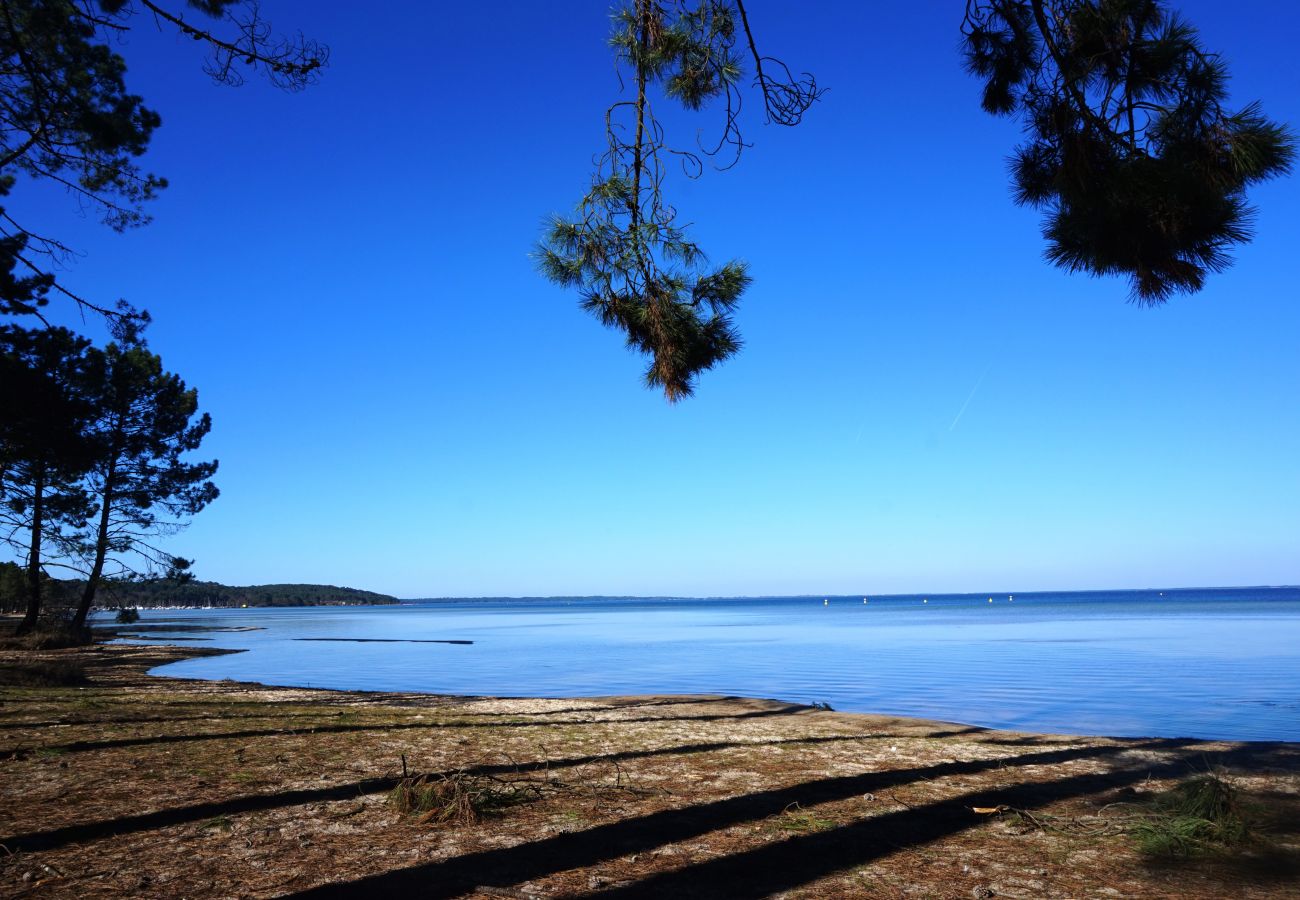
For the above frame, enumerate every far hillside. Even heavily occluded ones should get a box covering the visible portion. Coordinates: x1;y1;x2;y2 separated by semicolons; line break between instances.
0;563;398;610
110;580;400;608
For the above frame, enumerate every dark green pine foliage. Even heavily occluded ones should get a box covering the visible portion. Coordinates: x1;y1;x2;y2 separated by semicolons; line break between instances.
0;326;98;633
963;0;1295;303
541;3;744;402
0;560;23;610
0;0;325;319
0;0;164;316
539;1;816;401
72;324;218;628
539;180;751;404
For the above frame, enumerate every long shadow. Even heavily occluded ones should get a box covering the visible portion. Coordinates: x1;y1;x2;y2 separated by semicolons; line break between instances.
286;738;1196;898
1143;845;1300;885
2;706;807;757
0;733;874;853
0;711;375;732
922;726;989;738
588;755;1204;898
0;699;730;733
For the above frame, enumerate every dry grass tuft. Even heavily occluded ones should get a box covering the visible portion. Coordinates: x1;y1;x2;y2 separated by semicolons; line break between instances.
388;771;542;826
1132;771;1253;857
770;802;837;833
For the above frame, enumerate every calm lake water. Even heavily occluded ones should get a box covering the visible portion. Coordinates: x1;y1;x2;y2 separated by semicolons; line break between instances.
114;587;1300;742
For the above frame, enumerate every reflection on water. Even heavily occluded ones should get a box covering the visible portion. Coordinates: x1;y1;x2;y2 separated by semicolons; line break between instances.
115;587;1300;741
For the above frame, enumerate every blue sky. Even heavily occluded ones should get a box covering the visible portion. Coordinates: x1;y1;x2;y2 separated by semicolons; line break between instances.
19;1;1300;597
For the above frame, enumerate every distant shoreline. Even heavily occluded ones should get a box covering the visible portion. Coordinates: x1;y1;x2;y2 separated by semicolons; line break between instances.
402;584;1300;602
87;600;399;611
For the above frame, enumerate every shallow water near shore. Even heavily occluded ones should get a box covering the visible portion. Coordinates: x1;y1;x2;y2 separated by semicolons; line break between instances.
116;587;1300;742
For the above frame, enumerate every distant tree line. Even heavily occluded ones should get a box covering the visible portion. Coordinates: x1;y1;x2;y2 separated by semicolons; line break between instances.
0;563;397;612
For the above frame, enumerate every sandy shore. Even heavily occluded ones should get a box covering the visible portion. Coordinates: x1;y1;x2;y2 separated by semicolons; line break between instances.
1;641;1297;898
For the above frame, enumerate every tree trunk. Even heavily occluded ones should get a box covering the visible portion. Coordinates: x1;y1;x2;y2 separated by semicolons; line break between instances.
72;463;115;630
15;466;45;635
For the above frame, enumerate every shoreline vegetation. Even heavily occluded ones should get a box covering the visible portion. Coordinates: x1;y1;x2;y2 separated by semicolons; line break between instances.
0;640;1297;897
0;565;398;613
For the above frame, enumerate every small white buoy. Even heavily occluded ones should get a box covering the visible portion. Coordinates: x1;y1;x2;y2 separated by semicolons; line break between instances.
923;598;928;604
824;598;828;606
988;597;993;603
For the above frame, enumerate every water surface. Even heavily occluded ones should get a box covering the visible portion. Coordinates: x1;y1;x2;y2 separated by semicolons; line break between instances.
118;587;1300;741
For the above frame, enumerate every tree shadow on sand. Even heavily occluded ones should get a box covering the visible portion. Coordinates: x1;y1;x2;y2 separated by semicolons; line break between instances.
1;731;875;853
286;738;1214;898
0;705;810;756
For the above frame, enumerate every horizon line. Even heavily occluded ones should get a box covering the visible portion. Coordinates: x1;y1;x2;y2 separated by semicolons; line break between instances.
399;583;1300;602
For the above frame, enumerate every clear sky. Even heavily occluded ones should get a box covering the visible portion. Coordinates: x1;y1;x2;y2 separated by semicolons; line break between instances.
19;1;1300;598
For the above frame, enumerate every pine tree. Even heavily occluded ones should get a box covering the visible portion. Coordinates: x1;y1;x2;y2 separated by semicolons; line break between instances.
545;2;1294;399
0;0;326;320
962;0;1295;302
538;0;819;401
0;326;97;633
71;325;218;628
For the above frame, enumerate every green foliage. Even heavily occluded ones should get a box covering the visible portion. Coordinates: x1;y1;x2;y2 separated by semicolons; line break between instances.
0;0;163;316
1131;773;1251;857
770;802;836;833
1;323;218;628
95;579;398;608
963;0;1295;303
72;324;219;626
1;0;325;319
0;560;23;609
539;182;749;400
610;2;743;110
539;1;817;401
199;814;233;832
0;326;100;630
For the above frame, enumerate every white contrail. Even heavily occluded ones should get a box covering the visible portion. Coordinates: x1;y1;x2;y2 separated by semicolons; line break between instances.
948;365;991;432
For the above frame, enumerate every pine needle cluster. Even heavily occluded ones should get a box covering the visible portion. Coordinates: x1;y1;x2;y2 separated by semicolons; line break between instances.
963;0;1295;303
538;180;749;403
538;1;816;401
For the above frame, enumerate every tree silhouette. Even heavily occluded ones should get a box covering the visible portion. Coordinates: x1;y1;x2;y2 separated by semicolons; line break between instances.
537;0;819;402
543;1;1293;399
0;326;98;633
71;323;218;628
962;0;1294;303
0;0;326;321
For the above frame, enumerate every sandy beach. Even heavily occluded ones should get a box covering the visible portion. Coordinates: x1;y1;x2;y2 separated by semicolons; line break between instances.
1;641;1297;898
